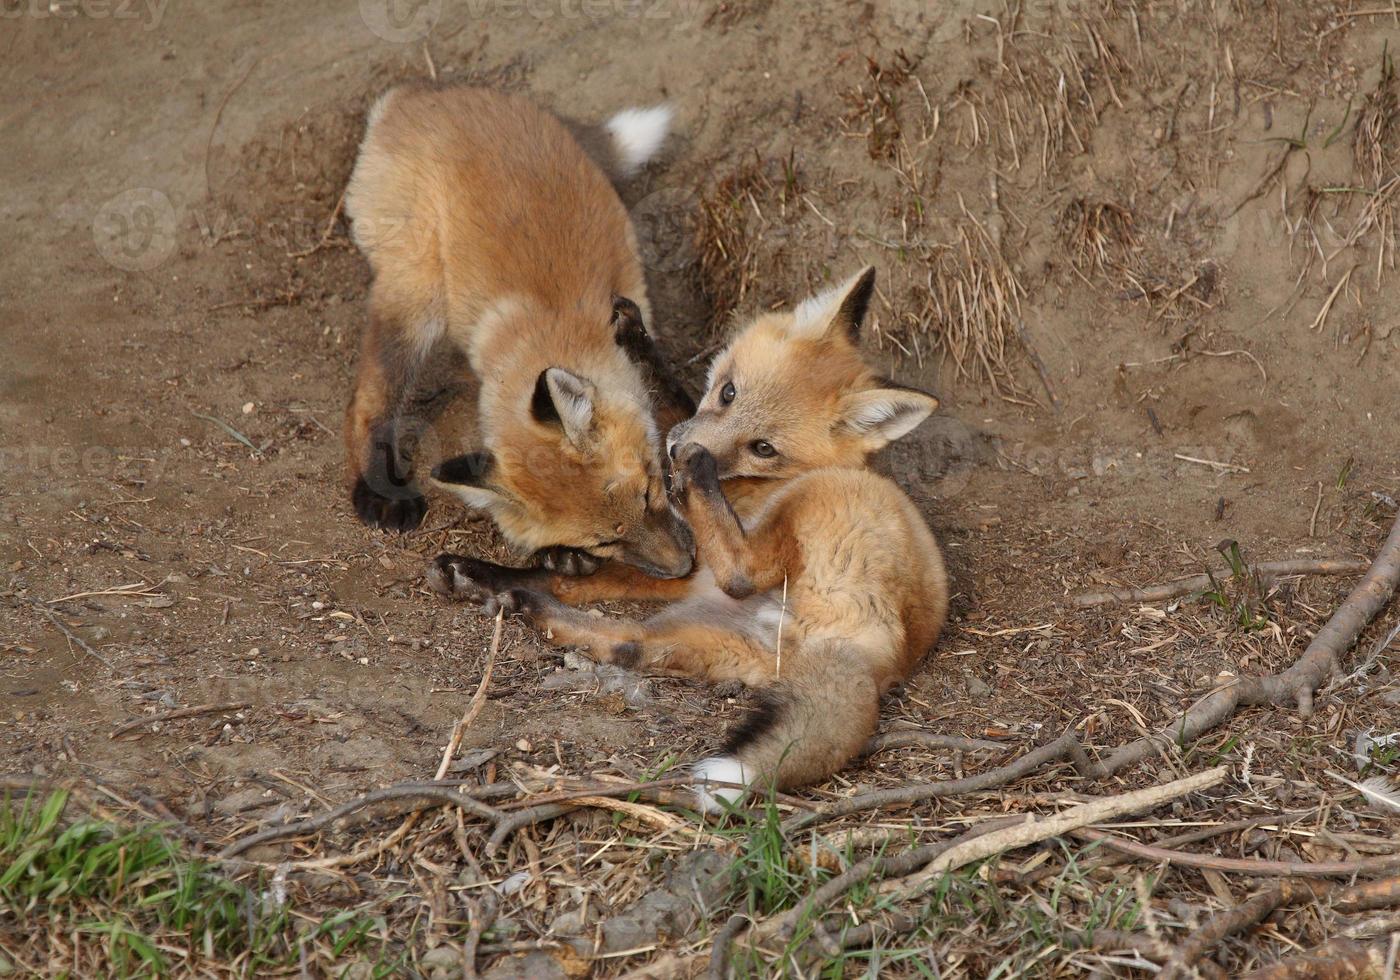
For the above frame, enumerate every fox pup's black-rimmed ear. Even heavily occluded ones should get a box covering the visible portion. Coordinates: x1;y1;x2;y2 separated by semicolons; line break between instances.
790;266;877;344
531;367;596;448
431;451;516;514
836;384;939;452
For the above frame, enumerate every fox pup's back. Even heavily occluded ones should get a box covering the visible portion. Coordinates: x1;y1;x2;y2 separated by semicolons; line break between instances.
347;86;648;359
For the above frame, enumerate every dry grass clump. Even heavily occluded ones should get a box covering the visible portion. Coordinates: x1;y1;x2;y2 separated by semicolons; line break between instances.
691;151;805;334
1354;48;1399;188
995;13;1131;175
1063;198;1137;277
896;215;1029;400
841;50;919;162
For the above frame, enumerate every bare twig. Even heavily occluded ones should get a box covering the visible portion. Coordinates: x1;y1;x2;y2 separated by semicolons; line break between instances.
1333;873;1400;912
27;600;112;667
218;782;505;859
881;767;1229;901
111;702;251;739
783;730;1095;834
860;731;1010;756
1160;880;1335;980
437;609;500;779
1241;937;1394;979
1076;829;1400;878
1073;558;1371;608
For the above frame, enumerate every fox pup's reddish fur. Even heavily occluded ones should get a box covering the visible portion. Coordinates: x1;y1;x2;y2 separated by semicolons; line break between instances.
431;268;948;809
343;84;693;578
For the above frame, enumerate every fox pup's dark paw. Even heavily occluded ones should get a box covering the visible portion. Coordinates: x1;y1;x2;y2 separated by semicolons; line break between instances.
531;546;601;577
353;477;426;532
482;587;542;621
427;554;511;604
672;443;721;498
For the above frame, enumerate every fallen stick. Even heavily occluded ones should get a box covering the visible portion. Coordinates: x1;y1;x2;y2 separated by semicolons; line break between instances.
1240;936;1395;980
218;629;507;863
879;766;1228;902
1064;930;1228;980
860;731;1009;756
111;702;250;739
783;730;1095;835
437;609;500;780
1016;810;1316;885
1073;558;1371;608
218;783;505;859
1333;872;1400;913
29;600;113;667
1159;880;1335;980
1075;829;1400;878
463;894;497;980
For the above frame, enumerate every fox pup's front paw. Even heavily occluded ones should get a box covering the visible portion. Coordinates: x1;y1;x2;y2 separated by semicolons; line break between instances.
482;587;543;622
531;546;601;577
671;442;721;499
353;477;427;533
427;554;511;605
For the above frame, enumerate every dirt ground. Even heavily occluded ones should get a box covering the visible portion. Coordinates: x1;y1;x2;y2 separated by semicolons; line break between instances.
3;0;1400;976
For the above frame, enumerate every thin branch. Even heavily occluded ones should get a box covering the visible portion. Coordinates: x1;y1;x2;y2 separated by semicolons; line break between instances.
1073;558;1371;608
111;702;251;739
1075;829;1400;878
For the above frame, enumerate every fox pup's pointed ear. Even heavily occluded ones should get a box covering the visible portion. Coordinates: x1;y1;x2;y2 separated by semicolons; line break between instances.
837;385;939;451
790;266;877;343
430;451;515;514
531;367;596;448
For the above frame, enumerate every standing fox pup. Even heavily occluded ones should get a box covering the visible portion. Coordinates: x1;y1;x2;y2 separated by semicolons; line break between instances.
431;268;948;809
343;85;693;578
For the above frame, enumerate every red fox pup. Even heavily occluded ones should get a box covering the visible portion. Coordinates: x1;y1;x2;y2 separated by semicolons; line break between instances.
430;268;949;809
343;84;693;578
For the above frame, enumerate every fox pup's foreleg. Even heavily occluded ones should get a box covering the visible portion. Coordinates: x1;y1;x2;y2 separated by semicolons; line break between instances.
493;588;779;687
346;302;458;532
610;296;695;434
671;444;790;599
429;554;694;605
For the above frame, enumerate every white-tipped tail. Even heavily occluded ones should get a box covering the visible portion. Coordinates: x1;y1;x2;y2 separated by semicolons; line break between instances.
605;105;673;175
691;755;752;813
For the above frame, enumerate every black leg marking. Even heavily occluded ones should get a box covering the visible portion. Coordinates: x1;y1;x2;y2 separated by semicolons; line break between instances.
428;554;537;603
612;295;697;418
609;641;642;669
355;421;426;532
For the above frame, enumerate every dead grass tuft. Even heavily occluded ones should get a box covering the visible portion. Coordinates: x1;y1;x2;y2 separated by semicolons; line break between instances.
691;151;805;334
1063;198;1137;277
895;213;1029;399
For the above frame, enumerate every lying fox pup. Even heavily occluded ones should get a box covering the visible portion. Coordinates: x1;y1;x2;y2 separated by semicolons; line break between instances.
430;268;949;809
344;84;694;579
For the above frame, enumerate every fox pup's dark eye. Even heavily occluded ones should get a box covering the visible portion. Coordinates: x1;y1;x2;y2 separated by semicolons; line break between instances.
719;381;736;405
751;440;777;458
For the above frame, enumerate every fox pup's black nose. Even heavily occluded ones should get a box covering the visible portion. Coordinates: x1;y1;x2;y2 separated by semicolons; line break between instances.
668;441;679;461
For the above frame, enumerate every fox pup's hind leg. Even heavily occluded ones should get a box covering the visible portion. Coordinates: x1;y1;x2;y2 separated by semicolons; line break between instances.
672;443;790;599
484;587;778;687
429;553;694;605
347;303;457;532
